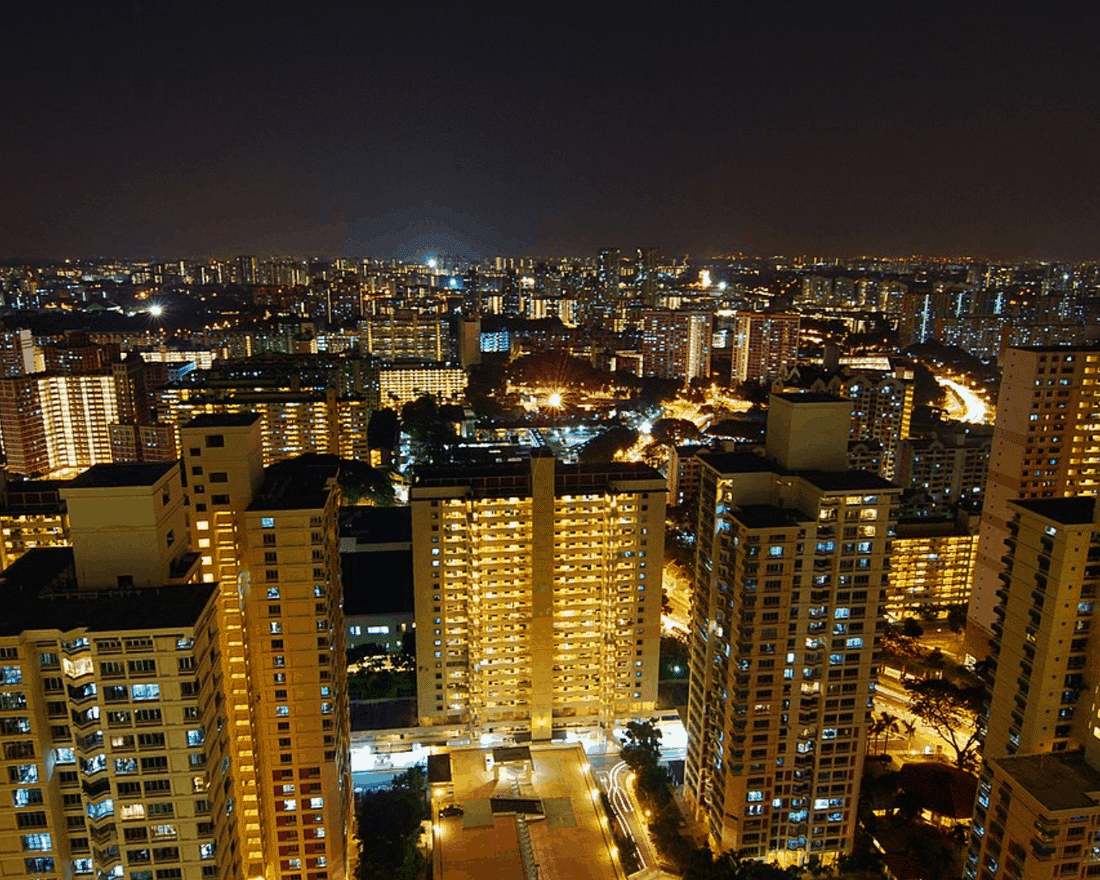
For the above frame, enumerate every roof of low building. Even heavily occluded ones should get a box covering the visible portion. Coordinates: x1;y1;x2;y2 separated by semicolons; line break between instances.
66;460;176;489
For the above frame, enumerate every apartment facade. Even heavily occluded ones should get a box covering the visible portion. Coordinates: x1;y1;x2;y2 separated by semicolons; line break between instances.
410;453;665;741
685;393;900;862
0;448;352;880
731;313;800;385
966;497;1100;880
885;513;979;620
967;345;1100;660
155;387;370;466
639;310;712;382
0;373;121;477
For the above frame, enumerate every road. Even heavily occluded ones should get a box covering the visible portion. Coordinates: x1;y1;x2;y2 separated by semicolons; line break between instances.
662;559;692;637
937;375;992;424
594;760;660;872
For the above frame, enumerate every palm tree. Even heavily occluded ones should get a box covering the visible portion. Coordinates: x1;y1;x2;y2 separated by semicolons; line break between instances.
900;718;917;754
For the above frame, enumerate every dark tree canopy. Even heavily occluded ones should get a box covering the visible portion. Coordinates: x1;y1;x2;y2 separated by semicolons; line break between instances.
355;766;427;880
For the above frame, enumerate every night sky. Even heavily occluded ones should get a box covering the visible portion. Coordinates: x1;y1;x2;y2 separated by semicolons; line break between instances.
3;4;1099;261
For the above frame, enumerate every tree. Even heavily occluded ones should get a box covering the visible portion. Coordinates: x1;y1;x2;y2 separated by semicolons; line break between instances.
946;604;968;634
579;426;638;462
900;617;925;638
401;394;456;466
355;766;427;880
619;719;669;804
905;678;985;770
651;417;702;446
367;407;399;451
868;711;901;755
620;719;662;773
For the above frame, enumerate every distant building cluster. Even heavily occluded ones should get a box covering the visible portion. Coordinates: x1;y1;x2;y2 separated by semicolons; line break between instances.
1;246;1100;878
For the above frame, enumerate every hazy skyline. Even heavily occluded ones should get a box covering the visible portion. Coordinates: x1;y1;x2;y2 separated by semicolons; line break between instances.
3;4;1099;261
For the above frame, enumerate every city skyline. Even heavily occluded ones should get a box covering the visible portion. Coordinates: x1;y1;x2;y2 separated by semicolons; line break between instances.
4;6;1100;261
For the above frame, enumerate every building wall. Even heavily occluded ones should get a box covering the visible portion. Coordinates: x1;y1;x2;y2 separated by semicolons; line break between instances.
410;457;665;739
968;347;1100;657
886;523;978;620
732;313;800;384
241;484;351;880
0;618;222;880
685;452;899;862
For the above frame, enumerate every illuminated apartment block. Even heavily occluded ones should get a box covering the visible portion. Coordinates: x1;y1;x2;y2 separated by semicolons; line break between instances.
966;497;1100;880
639;310;712;382
180;418;351;880
885;512;978;620
731;313;800;384
410;452;665;741
685;393;900;861
239;459;351;880
0;373;121;477
0;451;352;880
896;427;992;515
109;424;179;465
156;387;370;465
0;566;222;880
0;462;216;880
967;345;1100;659
376;362;465;407
362;311;450;362
779;365;914;480
0;478;69;570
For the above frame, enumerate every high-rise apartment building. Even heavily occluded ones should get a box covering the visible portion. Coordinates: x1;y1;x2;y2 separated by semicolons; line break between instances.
896;427;992;516
731;313;801;385
0;328;37;377
965;497;1100;880
640;310;712;382
0;446;351;880
155;387;370;466
362;311;450;362
0;373;121;476
410;452;665;741
966;345;1100;659
778;365;915;480
885;512;979;621
376;362;466;408
685;393;900;861
238;458;352;880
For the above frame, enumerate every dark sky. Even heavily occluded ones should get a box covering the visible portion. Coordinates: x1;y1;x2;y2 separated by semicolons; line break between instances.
3;3;1099;261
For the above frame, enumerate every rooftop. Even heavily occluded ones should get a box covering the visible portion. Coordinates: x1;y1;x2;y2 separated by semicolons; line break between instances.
249;456;339;511
66;460;177;489
735;504;812;529
0;548;217;636
432;744;624;880
992;752;1100;812
1012;496;1097;526
799;469;898;492
413;457;664;499
182;412;261;428
771;391;849;404
697;450;897;491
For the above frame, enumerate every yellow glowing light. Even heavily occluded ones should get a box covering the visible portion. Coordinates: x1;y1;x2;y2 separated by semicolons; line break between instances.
548;391;563;408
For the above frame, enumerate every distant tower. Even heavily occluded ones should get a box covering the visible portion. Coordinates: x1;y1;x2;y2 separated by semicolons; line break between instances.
731;312;801;384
